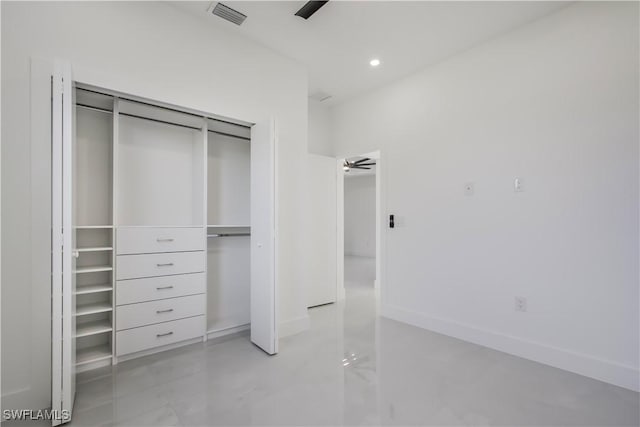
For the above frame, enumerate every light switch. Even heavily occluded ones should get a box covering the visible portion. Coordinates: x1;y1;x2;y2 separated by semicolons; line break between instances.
514;177;523;192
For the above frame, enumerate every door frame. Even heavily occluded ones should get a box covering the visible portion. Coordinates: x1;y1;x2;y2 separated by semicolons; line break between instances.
336;150;385;305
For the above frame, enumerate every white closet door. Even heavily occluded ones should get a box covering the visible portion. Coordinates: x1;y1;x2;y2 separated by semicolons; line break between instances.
250;118;278;355
51;60;76;425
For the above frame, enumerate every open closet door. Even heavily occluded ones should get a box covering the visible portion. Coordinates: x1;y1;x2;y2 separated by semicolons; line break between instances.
250;118;278;355
51;60;76;425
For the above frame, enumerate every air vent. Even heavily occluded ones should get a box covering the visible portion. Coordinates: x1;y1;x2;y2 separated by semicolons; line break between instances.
309;91;332;102
209;2;247;26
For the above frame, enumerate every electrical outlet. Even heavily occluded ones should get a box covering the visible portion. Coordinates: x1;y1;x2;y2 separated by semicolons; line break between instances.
515;297;527;312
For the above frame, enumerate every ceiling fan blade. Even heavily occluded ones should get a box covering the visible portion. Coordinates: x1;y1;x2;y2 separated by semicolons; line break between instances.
355;163;376;166
351;166;371;170
353;158;371;165
295;1;329;20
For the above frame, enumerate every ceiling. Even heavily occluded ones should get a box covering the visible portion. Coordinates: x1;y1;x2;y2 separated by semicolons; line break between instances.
171;1;569;106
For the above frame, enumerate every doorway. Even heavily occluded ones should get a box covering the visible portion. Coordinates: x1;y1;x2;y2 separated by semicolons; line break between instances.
337;151;383;305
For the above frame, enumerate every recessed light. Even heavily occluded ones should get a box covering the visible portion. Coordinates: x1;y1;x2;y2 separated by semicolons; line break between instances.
369;58;381;67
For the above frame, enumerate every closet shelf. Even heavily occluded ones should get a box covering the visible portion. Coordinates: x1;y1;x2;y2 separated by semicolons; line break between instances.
75;265;113;274
75;302;113;317
76;345;112;366
75;225;114;230
77;247;113;253
206;225;251;228
75;284;113;295
75;320;113;338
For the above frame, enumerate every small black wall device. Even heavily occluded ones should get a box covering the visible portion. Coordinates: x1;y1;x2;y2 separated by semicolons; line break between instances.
389;214;395;228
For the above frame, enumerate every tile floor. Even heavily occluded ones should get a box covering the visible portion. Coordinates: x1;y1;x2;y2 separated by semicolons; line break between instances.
62;255;638;426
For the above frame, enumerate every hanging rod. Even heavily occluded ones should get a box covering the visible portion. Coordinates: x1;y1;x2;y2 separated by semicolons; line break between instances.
207;129;251;141
76;86;252;129
76;103;113;114
207;233;251;238
119;112;202;131
76;103;250;141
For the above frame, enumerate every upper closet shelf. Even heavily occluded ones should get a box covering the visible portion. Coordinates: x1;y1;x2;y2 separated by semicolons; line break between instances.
75;225;114;230
207;225;250;228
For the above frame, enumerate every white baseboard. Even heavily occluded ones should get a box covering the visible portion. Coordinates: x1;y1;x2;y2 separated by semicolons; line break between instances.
381;304;639;392
207;324;249;341
279;315;310;338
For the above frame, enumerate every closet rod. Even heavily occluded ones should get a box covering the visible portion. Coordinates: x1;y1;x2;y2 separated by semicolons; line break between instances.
76;86;251;130
207;233;251;238
119;112;202;131
76;103;250;140
76;103;113;114
207;129;251;141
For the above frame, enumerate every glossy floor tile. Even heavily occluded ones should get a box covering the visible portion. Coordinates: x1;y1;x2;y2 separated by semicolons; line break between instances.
68;256;639;426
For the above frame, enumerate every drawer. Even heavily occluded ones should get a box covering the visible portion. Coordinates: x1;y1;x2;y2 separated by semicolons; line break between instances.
117;227;204;255
116;273;205;305
116;315;204;356
116;251;205;280
116;294;205;330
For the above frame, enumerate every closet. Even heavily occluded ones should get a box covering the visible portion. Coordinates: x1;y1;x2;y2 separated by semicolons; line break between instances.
50;62;276;425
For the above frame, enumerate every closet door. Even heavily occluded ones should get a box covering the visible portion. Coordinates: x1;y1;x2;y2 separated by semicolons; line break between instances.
250;118;278;355
51;60;76;425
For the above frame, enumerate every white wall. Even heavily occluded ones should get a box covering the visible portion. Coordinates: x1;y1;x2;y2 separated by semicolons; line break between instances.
331;2;639;390
344;175;376;258
308;99;333;156
1;1;310;409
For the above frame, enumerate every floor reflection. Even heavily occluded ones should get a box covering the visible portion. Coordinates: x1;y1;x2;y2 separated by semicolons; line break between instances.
68;255;638;426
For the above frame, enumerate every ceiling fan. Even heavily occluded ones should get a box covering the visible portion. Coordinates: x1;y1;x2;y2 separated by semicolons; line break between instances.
343;158;376;172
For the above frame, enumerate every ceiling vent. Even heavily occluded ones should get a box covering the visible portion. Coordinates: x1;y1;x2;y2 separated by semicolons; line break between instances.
209;2;247;26
309;91;332;102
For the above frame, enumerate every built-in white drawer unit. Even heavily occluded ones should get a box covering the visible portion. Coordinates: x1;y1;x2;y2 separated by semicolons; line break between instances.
116;294;205;331
116;315;205;356
116;251;205;280
116;272;205;305
117;227;204;255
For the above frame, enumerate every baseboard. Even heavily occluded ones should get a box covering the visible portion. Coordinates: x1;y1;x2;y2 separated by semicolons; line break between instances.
279;315;310;338
207;324;249;341
381;304;639;392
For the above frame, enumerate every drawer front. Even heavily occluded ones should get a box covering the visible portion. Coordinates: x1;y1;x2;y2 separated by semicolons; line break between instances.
116;273;205;305
116;294;205;331
116;251;205;280
117;227;204;255
116;315;204;356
